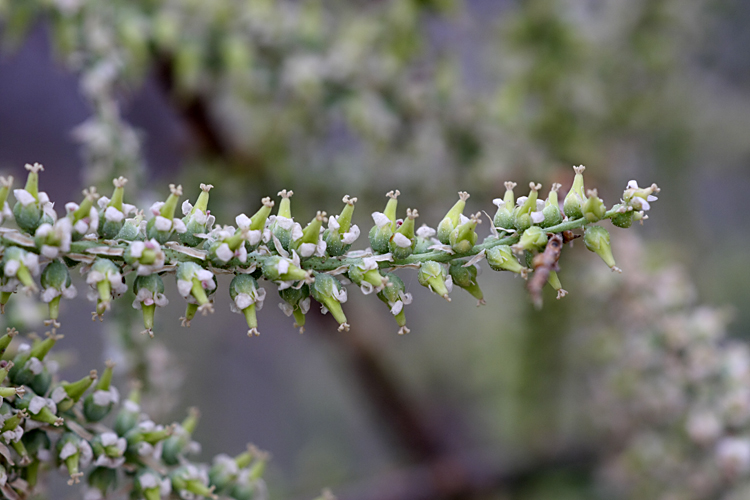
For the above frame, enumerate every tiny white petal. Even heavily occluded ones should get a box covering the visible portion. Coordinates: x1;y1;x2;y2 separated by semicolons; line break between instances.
372;212;391;228
182;200;193;216
172;218;187;233
390;300;404;316
13;189;36;206
154;216;172;231
59;442;78;460
235;213;251;229
392;233;412;248
104;206;124;222
215;243;233;263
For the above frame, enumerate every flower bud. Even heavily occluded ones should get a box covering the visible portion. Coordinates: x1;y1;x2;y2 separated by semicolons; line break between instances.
161;407;200;465
293;211;328;258
170;464;217;499
486;245;527;275
563;165;586;219
86;258;127;318
83;360;118;422
0;175;13;226
132;274;168;337
125;239;167;276
279;285;311;333
582;189;606;222
348;258;385;295
269;190;300;254
114;386;141;435
369;190;399;254
97;177;136;239
65;187;100;240
179;183;215;247
12;163;48;234
56;432;93;485
34;217;73;259
583;225;620;272
40;260;76;324
493;181;516;231
176;263;216;325
413;224;437;253
449;261;485;305
541;183;563;228
513;182;544;231
9;333;61;387
0;328;17;357
240;197;274;252
389;208;418;259
324;195;360;256
511;226;548;254
261;255;311;283
209;445;260;493
135;469;172;500
229;274;266;336
52;369;97;413
310;273;349;331
87;466;118;497
437;191;470;244
16;390;63;427
115;212;145;241
449;212;481;254
3;246;40;291
146;184;187;244
417;261;452;301
377;273;412;335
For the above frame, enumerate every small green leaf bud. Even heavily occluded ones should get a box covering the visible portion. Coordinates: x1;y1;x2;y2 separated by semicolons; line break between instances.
389;208;418;259
449;260;485;305
584;225;621;272
279;285;311;333
12;163;47;233
582;189;606;222
324;195;360;256
369;190;399;253
493;181;517;231
310;273;350;331
133;273;168;337
40;260;76;325
563;165;586;219
541;183;564;228
417;261;452;301
437;191;470;244
146;184;188;244
449;212;481;254
377;273;412;335
486;245;528;276
511;226;548;254
230;274;266;337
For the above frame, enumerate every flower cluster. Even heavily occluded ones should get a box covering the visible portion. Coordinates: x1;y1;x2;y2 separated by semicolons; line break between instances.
0;327;270;499
0;163;659;338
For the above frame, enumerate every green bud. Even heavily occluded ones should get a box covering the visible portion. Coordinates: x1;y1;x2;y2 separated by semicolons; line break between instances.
389;208;418;259
12;163;45;233
493;181;516;230
133;273;167;337
83;360;117;422
88;466;118;497
279;285;311;333
610;205;635;228
270;189;296;254
417;261;451;301
512;226;548;254
437;191;470;244
114;385;141;435
0;327;18;357
180;183;214;247
348;258;385;293
369;190;399;253
563;165;586;219
146;184;183;244
547;270;568;300
261;256;311;283
170;465;218;499
56;369;97;412
136;469;169;500
541;183;564;228
162;407;200;466
584;225;620;272
449;212;481;254
324;195;358;256
377;273;411;334
40;259;74;322
582;189;606;222
229;274;265;336
486;245;527;275
449;260;485;305
513;182;542;231
16;390;63;427
56;433;90;485
3;246;40;291
310;273;349;331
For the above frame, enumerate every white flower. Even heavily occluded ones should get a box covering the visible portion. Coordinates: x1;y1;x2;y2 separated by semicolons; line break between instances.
132;287;169;309
372;212;391;228
232;287;266;312
416;225;436;239
13;189;36;206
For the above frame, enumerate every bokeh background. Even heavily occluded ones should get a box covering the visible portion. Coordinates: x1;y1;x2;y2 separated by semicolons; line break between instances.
1;0;750;499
